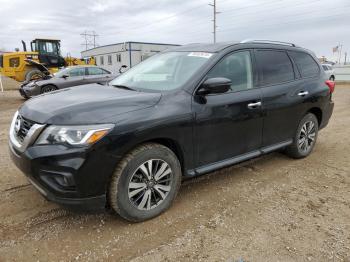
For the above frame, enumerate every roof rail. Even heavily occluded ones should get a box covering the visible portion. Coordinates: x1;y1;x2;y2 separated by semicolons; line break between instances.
240;39;298;47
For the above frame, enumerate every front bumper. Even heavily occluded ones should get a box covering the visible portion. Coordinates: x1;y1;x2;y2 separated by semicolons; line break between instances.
19;84;41;98
8;140;117;211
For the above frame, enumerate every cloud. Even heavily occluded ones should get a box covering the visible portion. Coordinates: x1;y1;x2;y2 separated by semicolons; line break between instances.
0;0;348;60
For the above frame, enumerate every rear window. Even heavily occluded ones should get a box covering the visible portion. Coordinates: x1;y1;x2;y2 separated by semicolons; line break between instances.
289;51;319;78
255;50;295;85
87;67;109;75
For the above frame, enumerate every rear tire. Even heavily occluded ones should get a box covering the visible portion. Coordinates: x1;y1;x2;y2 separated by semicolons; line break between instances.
286;113;318;159
41;84;57;94
25;69;44;82
108;143;182;222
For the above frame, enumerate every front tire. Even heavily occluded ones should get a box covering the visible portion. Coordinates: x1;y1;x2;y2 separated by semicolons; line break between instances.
286;113;319;159
41;84;57;94
108;143;182;222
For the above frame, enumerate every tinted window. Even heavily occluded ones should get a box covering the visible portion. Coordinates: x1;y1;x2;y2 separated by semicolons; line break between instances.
207;51;253;92
88;67;109;75
68;68;85;77
256;50;294;85
289;51;319;78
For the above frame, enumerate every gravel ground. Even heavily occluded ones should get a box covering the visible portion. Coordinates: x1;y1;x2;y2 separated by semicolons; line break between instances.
0;85;349;261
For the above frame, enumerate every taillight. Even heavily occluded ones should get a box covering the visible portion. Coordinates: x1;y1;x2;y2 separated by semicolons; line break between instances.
325;80;335;94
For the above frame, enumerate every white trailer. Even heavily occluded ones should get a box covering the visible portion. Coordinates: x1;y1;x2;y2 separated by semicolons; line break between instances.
81;41;180;74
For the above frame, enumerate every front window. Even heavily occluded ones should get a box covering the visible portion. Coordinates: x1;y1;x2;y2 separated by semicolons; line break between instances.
38;41;59;55
54;67;85;77
110;51;214;91
207;51;253;92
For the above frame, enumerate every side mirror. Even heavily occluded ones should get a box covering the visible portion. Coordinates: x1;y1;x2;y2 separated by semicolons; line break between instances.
119;65;128;74
197;77;231;96
62;74;69;79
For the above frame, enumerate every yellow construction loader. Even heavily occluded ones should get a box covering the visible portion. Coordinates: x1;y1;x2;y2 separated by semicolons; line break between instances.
0;39;95;82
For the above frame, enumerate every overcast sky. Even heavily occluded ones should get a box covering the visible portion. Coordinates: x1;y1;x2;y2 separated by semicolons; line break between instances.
0;0;349;61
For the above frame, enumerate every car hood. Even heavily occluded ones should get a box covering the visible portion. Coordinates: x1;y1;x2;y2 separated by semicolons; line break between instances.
19;84;162;125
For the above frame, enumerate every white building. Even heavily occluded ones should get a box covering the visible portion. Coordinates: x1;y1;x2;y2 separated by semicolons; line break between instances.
81;41;180;73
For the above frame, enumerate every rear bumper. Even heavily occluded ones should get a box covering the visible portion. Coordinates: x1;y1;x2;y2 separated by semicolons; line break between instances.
320;101;334;130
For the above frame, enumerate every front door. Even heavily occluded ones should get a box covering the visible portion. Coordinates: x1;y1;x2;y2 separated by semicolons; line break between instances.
193;50;263;168
57;67;86;88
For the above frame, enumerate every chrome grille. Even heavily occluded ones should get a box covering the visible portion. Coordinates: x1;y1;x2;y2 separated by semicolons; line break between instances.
9;111;46;153
16;117;35;142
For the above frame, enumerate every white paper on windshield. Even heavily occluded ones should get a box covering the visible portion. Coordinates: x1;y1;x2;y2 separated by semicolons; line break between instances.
187;52;213;58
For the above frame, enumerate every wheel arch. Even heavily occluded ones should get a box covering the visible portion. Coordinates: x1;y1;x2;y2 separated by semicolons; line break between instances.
141;138;185;174
307;107;322;127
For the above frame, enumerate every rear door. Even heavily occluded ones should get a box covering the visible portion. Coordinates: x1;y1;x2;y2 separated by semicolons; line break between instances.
255;49;303;147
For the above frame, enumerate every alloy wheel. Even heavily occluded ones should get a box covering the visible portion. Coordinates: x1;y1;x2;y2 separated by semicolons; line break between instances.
128;159;173;210
298;120;316;152
42;86;56;93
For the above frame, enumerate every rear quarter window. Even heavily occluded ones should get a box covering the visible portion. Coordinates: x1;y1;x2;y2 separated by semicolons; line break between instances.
255;50;295;86
289;51;320;78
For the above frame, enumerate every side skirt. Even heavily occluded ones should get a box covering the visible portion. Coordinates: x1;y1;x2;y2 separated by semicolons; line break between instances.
186;139;292;177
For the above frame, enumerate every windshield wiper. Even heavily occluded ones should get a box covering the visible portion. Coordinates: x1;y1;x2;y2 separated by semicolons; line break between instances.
111;84;135;91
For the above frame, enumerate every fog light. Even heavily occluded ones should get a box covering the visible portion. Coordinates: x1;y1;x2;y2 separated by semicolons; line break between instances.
39;170;76;191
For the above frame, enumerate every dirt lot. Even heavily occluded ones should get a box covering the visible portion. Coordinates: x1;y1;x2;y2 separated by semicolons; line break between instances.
0;85;350;261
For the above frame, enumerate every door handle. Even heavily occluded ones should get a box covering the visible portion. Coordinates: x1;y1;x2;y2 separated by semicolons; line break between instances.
247;101;262;109
298;91;309;96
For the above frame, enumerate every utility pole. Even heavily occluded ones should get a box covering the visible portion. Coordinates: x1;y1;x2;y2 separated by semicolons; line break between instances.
209;0;220;43
344;52;347;65
81;31;99;50
339;44;343;64
0;73;3;92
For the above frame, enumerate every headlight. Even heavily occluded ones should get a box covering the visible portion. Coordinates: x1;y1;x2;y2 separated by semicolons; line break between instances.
35;124;114;146
26;81;36;87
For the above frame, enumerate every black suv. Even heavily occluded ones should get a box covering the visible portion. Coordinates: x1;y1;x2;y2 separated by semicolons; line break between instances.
9;40;334;222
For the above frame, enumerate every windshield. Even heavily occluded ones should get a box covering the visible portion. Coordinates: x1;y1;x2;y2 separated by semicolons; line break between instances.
110;51;214;91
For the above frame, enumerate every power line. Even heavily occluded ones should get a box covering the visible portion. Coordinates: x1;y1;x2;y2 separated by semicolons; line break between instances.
114;0;307;36
125;2;208;31
81;31;99;50
216;9;349;33
175;8;348;42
